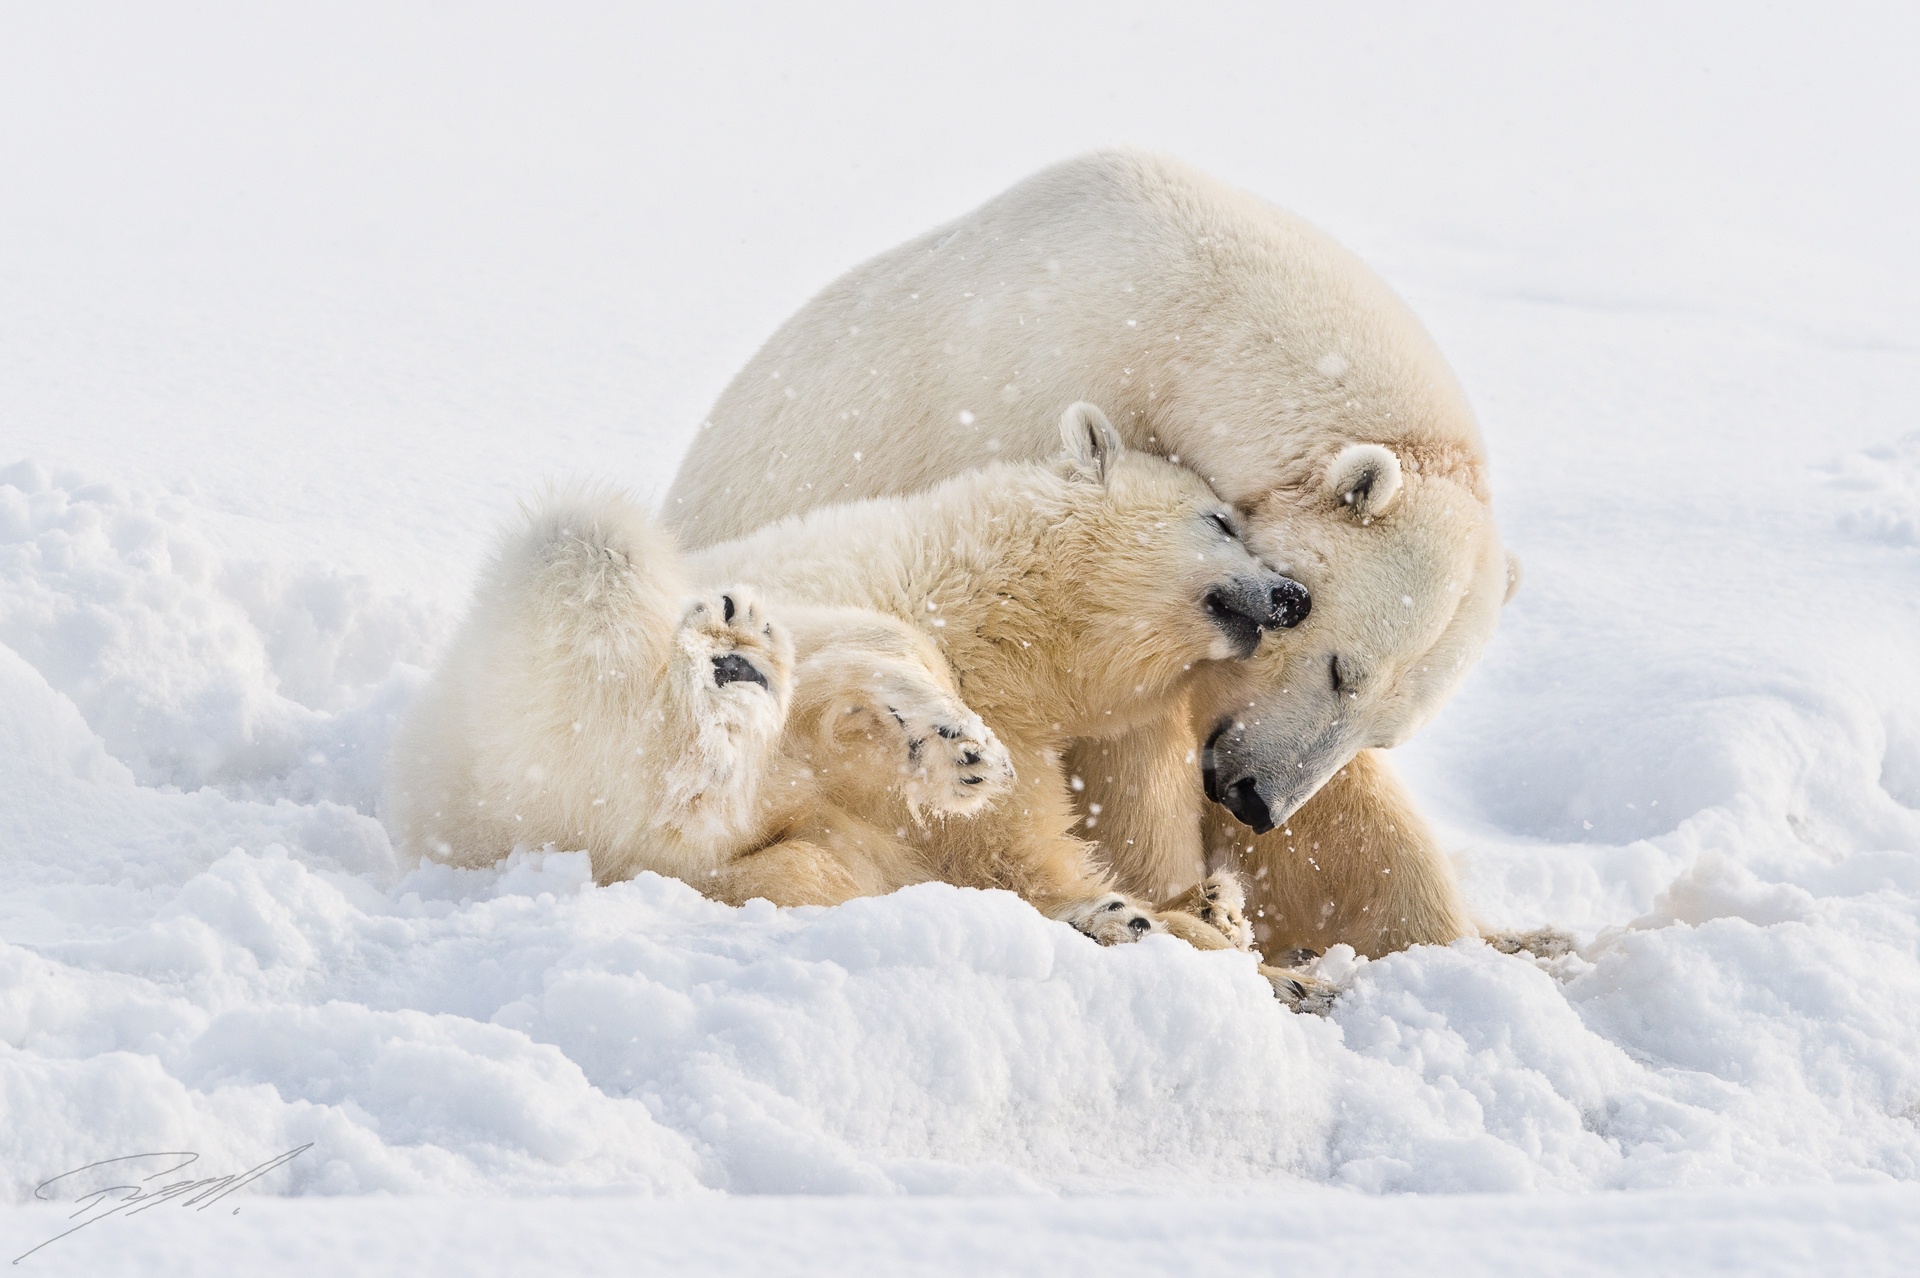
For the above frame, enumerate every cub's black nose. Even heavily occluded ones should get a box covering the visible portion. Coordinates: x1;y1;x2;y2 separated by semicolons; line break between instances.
1270;577;1311;629
711;653;769;690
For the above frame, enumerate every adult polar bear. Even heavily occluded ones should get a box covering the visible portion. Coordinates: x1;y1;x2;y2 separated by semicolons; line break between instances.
667;150;1518;959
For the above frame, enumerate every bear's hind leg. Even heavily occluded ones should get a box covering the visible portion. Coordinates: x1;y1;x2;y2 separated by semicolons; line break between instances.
655;588;795;838
706;808;927;907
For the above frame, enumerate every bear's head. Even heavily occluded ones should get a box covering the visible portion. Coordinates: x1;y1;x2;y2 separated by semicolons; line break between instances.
1192;439;1517;833
1025;403;1310;729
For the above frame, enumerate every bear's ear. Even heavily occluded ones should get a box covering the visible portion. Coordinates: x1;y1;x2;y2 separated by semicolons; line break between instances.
1327;443;1403;521
1503;551;1523;604
1058;401;1126;483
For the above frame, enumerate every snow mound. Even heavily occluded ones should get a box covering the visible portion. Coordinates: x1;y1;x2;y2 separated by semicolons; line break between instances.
1829;433;1920;548
0;460;432;807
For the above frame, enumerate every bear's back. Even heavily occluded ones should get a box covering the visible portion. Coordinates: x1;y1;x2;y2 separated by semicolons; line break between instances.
666;150;1483;548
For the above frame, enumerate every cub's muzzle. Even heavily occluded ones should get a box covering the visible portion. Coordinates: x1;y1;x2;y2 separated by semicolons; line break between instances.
1203;573;1311;658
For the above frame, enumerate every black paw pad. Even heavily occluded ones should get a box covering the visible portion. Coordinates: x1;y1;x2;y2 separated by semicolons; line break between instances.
711;653;769;690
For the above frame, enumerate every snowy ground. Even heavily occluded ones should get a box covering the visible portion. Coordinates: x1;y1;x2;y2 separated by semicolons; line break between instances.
3;2;1918;1273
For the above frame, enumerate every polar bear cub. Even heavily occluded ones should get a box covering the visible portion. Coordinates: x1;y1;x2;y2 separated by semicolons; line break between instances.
387;404;1307;949
691;403;1309;939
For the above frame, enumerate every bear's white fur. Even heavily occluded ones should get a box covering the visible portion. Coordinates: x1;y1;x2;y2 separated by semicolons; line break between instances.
665;150;1526;959
388;405;1293;959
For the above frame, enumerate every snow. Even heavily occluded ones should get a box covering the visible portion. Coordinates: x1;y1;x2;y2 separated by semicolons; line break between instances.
6;1187;1920;1277
3;0;1918;1272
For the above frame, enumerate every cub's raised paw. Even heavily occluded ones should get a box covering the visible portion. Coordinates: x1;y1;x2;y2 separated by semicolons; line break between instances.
1258;964;1339;1015
888;702;1014;818
1160;871;1253;951
680;589;794;711
1055;892;1163;946
1486;927;1578;961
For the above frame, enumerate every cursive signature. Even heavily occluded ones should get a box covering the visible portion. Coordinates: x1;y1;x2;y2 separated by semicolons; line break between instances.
14;1145;313;1264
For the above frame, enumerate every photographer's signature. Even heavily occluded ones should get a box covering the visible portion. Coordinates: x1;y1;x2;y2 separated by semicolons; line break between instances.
14;1145;312;1264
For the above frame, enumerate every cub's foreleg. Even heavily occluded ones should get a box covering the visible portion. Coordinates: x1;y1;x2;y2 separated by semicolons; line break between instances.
779;606;1013;819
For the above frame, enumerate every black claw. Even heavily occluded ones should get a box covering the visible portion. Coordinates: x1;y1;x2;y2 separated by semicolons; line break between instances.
936;724;963;739
711;653;768;690
960;776;984;786
721;594;736;623
960;749;982;766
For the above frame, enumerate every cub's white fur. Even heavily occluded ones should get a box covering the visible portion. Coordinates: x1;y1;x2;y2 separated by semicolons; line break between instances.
385;491;798;886
388;405;1286;958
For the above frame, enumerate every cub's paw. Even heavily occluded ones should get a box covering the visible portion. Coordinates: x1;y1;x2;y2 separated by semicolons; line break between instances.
1258;964;1340;1015
889;702;1014;818
681;589;794;710
1159;871;1253;951
1055;893;1164;946
1485;927;1578;960
832;668;1012;817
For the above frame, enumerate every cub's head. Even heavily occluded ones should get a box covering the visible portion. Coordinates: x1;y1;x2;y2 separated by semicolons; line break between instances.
1038;403;1309;718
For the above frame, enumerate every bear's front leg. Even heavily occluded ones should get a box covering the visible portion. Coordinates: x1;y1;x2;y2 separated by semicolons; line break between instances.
1257;964;1339;1015
1064;704;1210;901
1216;748;1475;958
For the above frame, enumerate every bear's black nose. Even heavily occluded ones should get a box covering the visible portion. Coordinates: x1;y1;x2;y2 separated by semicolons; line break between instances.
1218;775;1275;834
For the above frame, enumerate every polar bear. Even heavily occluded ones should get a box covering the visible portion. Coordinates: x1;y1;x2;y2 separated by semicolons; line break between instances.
388;404;1304;957
665;150;1528;960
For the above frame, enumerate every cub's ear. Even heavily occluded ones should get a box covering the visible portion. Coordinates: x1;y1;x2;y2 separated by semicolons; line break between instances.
1058;401;1126;483
1503;551;1523;604
1327;443;1403;521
